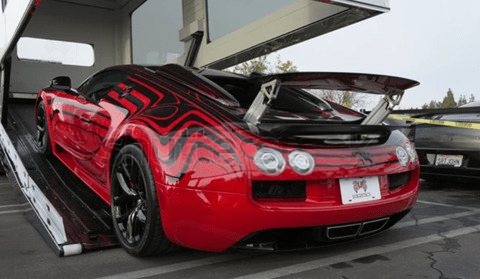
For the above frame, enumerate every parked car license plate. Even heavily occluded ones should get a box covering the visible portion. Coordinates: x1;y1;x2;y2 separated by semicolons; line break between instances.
339;176;381;204
435;154;463;167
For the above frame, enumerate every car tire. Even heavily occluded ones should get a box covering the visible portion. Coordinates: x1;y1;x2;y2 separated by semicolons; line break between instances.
35;101;52;156
110;144;175;256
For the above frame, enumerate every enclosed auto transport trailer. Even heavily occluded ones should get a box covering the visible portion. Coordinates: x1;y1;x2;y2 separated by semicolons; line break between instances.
0;0;390;256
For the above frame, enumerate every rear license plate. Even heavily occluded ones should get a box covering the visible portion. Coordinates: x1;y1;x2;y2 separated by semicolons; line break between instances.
339;176;381;204
435;154;463;167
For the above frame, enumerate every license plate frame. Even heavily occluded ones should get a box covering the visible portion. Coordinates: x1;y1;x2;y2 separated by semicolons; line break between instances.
339;176;381;205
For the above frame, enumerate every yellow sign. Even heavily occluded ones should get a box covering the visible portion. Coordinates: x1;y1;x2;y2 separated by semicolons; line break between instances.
388;115;480;130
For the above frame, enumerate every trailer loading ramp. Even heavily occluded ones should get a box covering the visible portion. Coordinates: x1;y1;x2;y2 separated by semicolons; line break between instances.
1;102;118;256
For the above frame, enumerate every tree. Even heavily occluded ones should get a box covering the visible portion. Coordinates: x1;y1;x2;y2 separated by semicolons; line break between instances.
232;54;297;75
429;100;441;109
441;88;456;108
232;55;270;75
274;55;297;73
420;88;470;109
422;100;441;109
469;94;476;103
231;54;365;108
457;94;468;107
310;90;365;109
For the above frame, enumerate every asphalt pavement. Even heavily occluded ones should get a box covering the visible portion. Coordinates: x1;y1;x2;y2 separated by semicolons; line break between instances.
1;176;480;279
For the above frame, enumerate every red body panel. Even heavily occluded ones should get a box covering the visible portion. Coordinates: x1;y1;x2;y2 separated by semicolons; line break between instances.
158;135;419;251
35;64;420;252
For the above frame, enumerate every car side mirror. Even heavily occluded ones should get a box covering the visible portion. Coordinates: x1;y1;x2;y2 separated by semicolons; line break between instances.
50;76;71;91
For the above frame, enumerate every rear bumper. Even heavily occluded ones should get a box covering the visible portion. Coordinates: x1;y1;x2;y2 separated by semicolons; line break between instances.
420;166;480;181
159;173;419;252
233;210;411;251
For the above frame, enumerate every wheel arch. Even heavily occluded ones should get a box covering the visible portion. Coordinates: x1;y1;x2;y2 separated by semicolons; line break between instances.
109;128;166;181
108;129;172;234
109;136;138;173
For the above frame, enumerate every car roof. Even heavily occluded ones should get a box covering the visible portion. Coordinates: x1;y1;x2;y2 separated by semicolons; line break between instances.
460;101;480;108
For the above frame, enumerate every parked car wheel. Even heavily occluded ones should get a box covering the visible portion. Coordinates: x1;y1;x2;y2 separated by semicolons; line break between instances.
111;144;174;256
35;101;52;156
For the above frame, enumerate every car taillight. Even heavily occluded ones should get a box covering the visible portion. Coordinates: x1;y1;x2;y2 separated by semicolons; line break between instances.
254;148;316;175
396;142;417;166
404;143;417;164
288;151;315;175
254;148;286;175
396;146;409;166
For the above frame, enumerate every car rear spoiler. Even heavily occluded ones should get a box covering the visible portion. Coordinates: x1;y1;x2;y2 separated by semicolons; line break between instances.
243;72;419;126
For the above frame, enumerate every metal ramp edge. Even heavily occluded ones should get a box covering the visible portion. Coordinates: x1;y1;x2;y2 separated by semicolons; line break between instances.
0;107;118;256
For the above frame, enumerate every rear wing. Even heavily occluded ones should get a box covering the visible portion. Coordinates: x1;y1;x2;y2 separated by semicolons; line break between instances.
244;72;419;126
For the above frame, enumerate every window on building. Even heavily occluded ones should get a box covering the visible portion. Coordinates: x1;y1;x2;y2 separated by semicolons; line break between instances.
207;0;296;41
17;37;94;67
131;0;183;65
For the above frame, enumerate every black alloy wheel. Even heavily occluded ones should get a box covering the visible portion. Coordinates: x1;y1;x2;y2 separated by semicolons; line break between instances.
35;101;52;155
111;144;174;256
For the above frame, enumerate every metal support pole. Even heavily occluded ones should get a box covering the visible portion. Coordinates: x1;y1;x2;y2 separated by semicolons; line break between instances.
361;92;404;125
0;56;11;127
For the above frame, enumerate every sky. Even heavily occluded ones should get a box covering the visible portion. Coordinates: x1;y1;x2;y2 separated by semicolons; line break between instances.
2;0;479;111
276;0;480;109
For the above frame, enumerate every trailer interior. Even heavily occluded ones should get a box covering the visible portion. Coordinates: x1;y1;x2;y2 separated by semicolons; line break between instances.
0;0;389;256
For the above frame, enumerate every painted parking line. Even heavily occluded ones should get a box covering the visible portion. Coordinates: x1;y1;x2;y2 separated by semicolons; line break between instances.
95;254;252;279
417;199;480;212
233;224;480;279
393;211;480;229
0;202;31;215
0;202;29;209
393;200;480;229
0;208;31;215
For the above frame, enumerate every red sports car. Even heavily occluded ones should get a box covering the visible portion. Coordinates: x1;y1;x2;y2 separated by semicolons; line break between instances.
35;64;420;256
